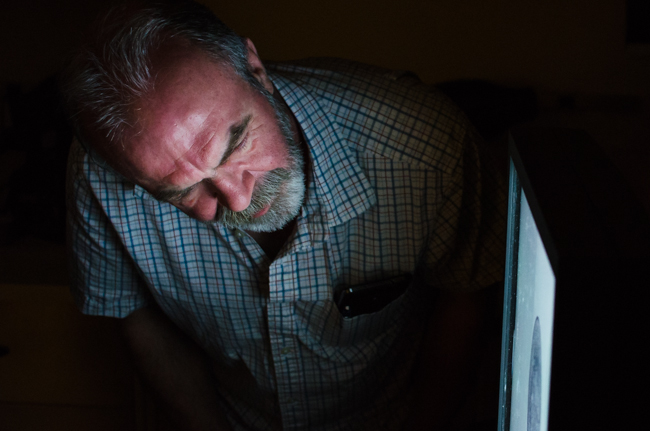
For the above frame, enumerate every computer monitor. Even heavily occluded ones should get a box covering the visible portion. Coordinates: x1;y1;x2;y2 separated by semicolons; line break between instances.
497;128;650;431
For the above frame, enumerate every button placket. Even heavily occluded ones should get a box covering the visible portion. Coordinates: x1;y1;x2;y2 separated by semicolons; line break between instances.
267;302;304;427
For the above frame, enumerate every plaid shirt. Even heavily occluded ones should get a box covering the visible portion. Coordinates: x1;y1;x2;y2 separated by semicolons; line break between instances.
67;58;506;431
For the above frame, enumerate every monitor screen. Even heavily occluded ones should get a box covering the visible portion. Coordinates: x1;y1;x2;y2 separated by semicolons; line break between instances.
500;158;556;431
509;186;556;431
498;128;650;431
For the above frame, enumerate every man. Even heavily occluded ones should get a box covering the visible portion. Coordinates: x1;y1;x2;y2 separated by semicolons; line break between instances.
62;1;506;430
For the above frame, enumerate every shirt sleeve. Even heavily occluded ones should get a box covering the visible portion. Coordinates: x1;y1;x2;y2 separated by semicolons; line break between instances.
66;139;150;317
424;100;508;293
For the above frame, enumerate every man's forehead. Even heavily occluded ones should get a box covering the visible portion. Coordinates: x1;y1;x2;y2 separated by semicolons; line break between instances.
151;41;237;87
138;113;253;201
111;54;250;189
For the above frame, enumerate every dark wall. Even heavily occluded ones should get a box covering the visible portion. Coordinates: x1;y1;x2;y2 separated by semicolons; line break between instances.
2;0;649;94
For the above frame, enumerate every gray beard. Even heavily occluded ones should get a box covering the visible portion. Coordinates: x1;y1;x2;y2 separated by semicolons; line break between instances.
207;87;306;233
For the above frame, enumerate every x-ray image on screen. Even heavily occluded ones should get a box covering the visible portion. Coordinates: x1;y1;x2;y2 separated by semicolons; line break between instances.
509;191;556;431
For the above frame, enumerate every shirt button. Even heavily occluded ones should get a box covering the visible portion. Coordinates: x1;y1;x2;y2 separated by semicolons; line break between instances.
280;347;293;355
234;229;244;238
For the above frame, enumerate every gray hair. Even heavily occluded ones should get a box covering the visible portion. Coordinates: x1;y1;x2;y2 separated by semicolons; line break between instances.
60;0;259;151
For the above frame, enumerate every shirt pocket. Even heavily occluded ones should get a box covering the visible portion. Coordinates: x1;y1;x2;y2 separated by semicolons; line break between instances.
296;273;415;352
334;273;412;318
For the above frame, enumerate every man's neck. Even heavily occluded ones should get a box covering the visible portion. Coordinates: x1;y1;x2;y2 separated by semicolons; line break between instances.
245;218;296;260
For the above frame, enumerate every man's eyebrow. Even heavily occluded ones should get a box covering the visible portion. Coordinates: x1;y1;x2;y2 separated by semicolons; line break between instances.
218;114;252;167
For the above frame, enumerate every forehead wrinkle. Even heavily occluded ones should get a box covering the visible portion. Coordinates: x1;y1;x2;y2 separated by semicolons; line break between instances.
157;110;249;194
184;101;236;166
158;108;220;185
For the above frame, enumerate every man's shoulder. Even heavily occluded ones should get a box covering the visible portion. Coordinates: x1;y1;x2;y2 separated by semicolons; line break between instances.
268;58;472;171
267;57;418;87
267;57;428;106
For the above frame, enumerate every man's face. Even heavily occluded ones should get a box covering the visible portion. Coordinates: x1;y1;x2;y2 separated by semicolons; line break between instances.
117;48;305;232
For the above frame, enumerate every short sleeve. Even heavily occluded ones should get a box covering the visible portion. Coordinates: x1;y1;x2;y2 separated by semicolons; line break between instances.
66;139;149;317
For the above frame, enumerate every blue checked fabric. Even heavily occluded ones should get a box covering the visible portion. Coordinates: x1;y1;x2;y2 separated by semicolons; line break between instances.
67;58;506;431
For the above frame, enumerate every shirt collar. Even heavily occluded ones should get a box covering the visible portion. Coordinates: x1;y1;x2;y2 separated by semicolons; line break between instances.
269;70;376;229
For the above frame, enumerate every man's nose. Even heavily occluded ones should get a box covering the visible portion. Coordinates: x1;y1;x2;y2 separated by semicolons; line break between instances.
207;170;255;213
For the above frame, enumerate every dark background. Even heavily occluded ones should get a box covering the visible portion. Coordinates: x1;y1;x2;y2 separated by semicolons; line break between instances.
1;1;649;430
2;0;650;93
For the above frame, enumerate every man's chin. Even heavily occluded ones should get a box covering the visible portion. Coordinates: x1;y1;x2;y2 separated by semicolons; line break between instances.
227;202;300;233
208;213;290;233
213;181;304;233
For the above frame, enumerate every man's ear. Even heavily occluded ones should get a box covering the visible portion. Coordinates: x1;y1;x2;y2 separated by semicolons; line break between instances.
245;39;274;93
